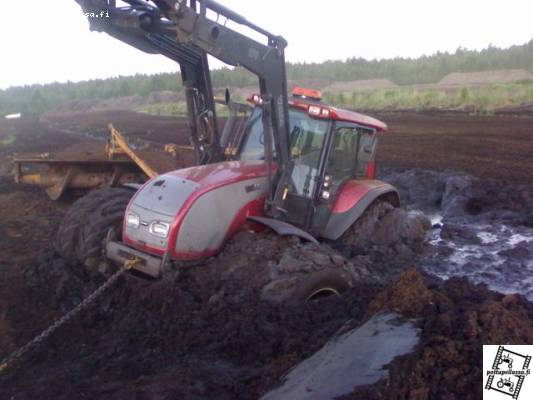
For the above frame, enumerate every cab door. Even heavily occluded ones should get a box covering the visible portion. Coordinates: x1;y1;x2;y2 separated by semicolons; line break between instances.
324;124;361;190
311;123;373;232
282;112;330;228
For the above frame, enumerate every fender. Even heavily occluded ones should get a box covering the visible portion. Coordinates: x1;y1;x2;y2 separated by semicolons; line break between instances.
321;179;400;240
248;216;319;245
122;183;142;191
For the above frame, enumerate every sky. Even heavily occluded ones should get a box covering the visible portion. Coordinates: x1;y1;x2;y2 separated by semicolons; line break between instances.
1;0;532;89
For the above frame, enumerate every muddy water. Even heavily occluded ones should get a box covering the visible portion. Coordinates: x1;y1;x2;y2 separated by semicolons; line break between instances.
260;313;420;400
425;214;533;300
383;169;533;301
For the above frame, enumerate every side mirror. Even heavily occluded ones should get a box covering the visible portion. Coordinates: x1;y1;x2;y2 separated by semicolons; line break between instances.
225;88;231;105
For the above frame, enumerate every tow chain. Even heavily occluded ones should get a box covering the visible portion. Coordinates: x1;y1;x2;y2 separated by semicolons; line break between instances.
0;258;140;374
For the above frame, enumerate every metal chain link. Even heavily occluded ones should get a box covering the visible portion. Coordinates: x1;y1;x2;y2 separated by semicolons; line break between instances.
0;265;130;374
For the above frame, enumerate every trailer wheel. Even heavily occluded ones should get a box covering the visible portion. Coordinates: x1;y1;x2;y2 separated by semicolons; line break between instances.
55;188;134;274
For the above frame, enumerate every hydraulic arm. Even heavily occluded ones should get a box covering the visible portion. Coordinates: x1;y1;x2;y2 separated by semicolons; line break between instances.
75;0;294;216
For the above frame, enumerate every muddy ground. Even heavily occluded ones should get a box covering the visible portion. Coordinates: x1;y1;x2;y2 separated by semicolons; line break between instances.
0;110;533;399
376;111;533;185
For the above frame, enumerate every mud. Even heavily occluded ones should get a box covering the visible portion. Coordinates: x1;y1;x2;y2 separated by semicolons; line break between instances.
382;168;533;300
343;270;533;400
261;312;420;400
40;110;192;146
376;112;533;185
2;165;532;399
1;111;533;399
2;234;376;399
3;110;533;185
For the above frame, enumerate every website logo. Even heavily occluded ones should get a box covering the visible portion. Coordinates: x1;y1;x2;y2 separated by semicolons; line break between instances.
484;345;532;399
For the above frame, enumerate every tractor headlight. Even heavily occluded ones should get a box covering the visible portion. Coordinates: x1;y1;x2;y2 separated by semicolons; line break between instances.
149;221;170;238
126;212;140;229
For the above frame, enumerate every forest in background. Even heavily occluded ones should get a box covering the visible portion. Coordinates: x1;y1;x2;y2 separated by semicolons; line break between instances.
1;40;532;116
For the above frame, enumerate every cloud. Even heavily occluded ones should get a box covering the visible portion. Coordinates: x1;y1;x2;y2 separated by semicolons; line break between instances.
2;0;532;89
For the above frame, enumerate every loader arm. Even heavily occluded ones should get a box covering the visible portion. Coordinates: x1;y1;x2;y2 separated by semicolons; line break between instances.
75;0;293;216
75;0;222;165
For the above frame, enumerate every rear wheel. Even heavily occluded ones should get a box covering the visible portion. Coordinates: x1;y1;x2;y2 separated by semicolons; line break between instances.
335;199;431;285
55;187;134;275
338;200;394;253
339;199;431;252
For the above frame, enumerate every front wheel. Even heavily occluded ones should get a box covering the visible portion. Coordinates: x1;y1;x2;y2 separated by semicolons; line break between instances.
55;187;135;275
261;241;363;303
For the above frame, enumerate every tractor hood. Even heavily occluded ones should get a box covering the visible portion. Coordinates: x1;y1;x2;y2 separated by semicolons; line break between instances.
123;160;272;257
132;160;270;217
168;160;271;189
133;174;200;217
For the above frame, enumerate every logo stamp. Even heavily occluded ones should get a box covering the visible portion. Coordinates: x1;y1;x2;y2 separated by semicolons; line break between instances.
484;345;532;399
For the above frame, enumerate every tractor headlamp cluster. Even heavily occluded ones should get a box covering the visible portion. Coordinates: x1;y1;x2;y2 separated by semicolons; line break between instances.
149;221;170;238
126;212;170;238
126;212;140;229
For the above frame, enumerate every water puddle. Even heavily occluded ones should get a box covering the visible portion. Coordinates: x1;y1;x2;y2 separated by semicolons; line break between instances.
260;313;420;400
423;212;533;300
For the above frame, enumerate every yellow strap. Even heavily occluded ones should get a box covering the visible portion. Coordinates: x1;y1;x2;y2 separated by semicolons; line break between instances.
124;257;142;270
0;363;8;373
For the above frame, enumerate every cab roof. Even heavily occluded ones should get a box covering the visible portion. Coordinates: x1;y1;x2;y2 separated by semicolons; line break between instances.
289;98;388;132
247;88;388;132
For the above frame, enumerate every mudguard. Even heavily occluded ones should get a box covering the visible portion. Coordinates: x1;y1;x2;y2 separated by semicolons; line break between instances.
322;179;399;240
122;183;142;191
248;216;319;245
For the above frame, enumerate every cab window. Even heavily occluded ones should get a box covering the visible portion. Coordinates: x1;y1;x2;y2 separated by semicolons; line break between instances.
239;108;266;160
239;107;329;171
355;129;376;176
325;126;360;188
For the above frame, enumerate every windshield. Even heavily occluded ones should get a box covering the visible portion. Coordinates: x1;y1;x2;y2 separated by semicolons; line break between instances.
239;107;266;161
239;107;329;197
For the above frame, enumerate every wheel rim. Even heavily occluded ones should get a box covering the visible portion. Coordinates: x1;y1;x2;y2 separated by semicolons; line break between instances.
306;287;341;302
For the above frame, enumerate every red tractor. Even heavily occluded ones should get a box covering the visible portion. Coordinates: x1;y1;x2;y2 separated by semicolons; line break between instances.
58;0;400;301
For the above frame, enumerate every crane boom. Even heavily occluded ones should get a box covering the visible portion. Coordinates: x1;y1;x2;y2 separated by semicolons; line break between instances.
75;0;293;214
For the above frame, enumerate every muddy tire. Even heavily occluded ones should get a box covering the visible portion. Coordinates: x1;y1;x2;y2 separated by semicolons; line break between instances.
55;188;134;273
55;189;114;262
261;243;365;303
336;199;431;282
283;266;356;302
338;200;394;253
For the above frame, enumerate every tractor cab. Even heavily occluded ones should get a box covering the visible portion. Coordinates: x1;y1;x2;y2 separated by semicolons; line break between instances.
238;87;388;233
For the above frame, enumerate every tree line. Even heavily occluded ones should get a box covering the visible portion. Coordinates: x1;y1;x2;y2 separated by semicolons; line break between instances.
1;40;532;116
